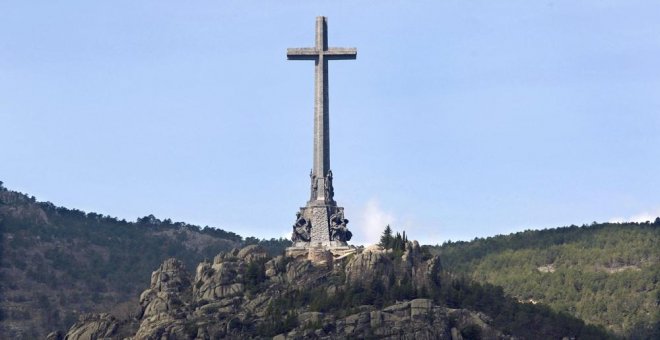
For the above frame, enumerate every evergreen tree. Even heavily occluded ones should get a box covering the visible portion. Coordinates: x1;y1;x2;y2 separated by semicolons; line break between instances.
379;225;393;248
393;232;402;251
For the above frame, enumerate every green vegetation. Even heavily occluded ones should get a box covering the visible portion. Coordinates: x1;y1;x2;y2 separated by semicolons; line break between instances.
257;306;299;336
0;184;291;339
262;260;613;339
245;258;268;296
379;225;408;257
431;222;660;339
2;178;657;339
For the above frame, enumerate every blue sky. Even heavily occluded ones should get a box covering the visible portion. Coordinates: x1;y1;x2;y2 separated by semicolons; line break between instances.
2;1;659;245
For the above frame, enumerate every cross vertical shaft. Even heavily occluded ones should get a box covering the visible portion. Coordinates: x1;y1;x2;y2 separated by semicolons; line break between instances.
287;16;356;202
315;17;330;182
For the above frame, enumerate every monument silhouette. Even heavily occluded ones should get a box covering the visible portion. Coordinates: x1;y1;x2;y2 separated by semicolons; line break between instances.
286;17;355;253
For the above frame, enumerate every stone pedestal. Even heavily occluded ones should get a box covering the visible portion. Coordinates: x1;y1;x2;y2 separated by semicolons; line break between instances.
307;205;331;242
297;203;346;243
287;201;355;263
285;243;357;265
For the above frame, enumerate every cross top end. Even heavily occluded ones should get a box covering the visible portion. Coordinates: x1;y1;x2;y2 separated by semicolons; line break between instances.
286;16;357;60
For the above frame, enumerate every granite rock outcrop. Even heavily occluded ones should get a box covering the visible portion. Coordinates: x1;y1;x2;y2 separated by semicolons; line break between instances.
62;243;510;339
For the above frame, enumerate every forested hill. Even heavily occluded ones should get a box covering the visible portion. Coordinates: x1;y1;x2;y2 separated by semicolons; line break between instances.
0;182;290;339
2;179;658;339
430;221;660;338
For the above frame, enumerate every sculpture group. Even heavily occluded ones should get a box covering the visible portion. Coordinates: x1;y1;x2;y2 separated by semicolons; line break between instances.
287;17;355;247
293;207;352;243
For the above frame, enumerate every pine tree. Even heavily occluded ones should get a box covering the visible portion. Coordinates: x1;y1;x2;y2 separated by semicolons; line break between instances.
379;225;393;248
393;232;402;251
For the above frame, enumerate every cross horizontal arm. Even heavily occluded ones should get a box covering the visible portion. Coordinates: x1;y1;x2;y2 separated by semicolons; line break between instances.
287;47;357;60
324;48;357;60
287;48;318;60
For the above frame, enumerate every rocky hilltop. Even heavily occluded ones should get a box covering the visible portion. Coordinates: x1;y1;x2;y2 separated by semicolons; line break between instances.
53;242;610;339
0;183;288;339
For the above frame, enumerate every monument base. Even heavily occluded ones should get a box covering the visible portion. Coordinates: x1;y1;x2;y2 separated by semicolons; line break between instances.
292;240;347;248
285;242;357;265
296;204;344;243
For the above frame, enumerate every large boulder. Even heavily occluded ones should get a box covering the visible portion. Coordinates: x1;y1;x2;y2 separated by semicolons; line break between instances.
149;258;191;294
285;259;313;283
138;258;191;319
237;244;268;263
344;248;393;286
193;257;245;301
133;259;194;339
64;313;118;340
134;314;189;340
139;290;186;319
264;255;286;278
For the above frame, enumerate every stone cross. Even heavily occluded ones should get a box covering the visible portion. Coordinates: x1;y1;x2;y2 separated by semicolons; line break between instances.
287;17;355;246
287;16;357;202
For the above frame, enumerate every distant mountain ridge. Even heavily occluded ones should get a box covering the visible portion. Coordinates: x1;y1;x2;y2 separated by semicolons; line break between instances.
431;221;660;338
0;182;290;339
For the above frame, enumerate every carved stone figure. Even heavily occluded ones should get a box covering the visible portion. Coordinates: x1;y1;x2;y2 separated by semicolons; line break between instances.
325;170;335;202
292;212;311;242
329;209;352;242
310;171;318;201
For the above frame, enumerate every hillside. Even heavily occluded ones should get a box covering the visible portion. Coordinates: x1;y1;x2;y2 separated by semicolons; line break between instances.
2;180;657;338
0;182;290;339
57;243;612;339
431;222;660;338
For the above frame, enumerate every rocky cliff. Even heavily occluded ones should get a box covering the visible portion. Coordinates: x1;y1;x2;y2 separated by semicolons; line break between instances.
53;241;609;339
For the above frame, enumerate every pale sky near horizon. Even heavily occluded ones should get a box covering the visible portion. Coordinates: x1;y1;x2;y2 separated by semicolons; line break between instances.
2;1;659;245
